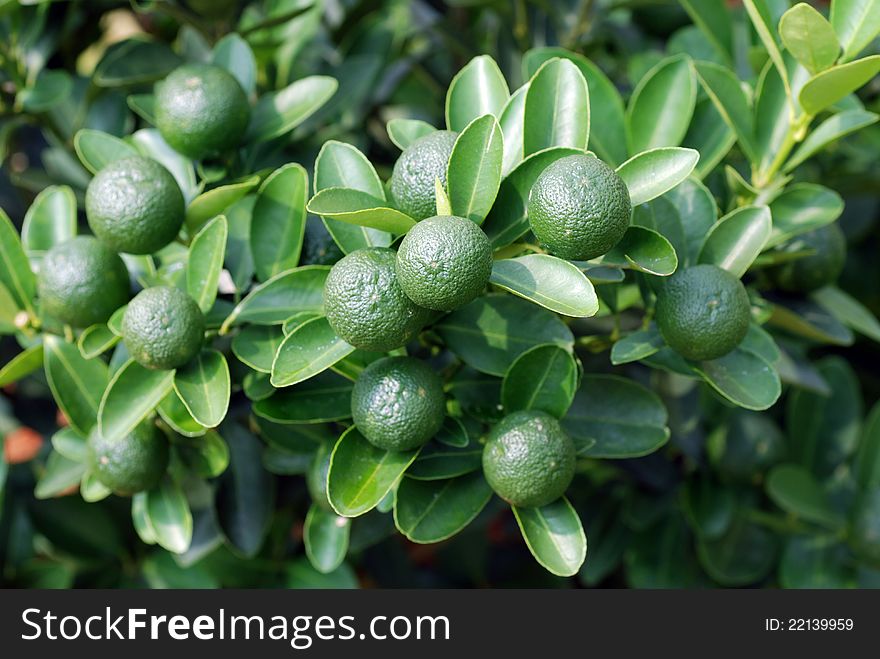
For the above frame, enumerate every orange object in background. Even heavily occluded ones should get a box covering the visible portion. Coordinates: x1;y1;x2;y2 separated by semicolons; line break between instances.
3;426;43;464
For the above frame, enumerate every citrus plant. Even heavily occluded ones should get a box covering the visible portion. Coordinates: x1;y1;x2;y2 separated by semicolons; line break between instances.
1;0;880;588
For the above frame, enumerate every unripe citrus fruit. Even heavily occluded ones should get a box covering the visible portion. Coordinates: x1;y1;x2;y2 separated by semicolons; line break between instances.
390;130;457;221
87;421;169;495
122;286;205;370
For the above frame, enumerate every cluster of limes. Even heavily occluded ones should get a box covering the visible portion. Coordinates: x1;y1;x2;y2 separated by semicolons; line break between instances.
35;63;251;496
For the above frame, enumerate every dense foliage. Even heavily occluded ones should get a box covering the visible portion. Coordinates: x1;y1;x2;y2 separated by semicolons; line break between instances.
1;0;880;588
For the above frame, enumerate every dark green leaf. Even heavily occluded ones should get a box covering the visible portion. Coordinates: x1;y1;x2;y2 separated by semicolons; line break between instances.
271;316;354;387
185;176;259;233
694;61;757;161
406;441;482;481
513;497;587;577
0;208;36;313
220;266;328;331
77;324;119;360
231;324;285;373
145;479;192;554
446;115;503;224
678;0;734;62
245;75;337;143
523;58;589;156
251;164;308;281
21;185;76;254
187;215;227;313
780;536;854;588
51;427;88;463
304;504;350;574
616;147;700;205
44;336;108;435
98;359;174;441
34;451;86;500
626;55;696;154
94;38;181;87
698;205;771;277
157;390;205;437
766;464;841;528
696;515;777;586
854;401;880;490
499;85;528;175
602;225;679;276
211;33;257;96
502;344;578;418
610;326;664;365
253;372;353;424
394;472;492;543
766;184;843;248
490;254;598;317
683;97;736;178
785;110;879;171
386;119;435;150
694;347;781;411
173;350;230;428
812;285;880;343
445;55;509;132
19;70;72;112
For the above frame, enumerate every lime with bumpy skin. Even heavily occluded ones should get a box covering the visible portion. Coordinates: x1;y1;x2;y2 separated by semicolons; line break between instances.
323;247;430;352
351;356;445;452
396;215;493;311
85;155;185;255
655;264;751;362
155;63;250;159
87;421;169;496
770;224;846;293
38;236;130;328
389;130;457;221
527;154;631;260
122;286;205;370
482;410;576;508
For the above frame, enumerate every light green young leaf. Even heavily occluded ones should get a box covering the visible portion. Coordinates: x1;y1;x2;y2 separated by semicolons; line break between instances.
0;208;36;313
251;164;308;281
245;75;338;143
779;3;841;75
499;85;528;176
489;254;599;317
271;316;355;387
73;128;138;174
785;109;878;171
307;188;416;235
601;226;679;276
694;61;757;162
211;33;257;96
743;0;792;103
21;185;76;254
34;451;86;500
698;205;772;277
512;497;587;577
185;176;259;233
173;350;230;428
446;115;503;224
187;215;227;313
626;55;697;155
616;147;700;205
98;359;175;441
523;58;589;157
434;178;452;216
812;285;880;343
146;479;193;554
77;324;120;360
0;343;44;387
830;0;880;62
386;118;435;150
44;335;108;436
445;55;510;132
799;56;880;116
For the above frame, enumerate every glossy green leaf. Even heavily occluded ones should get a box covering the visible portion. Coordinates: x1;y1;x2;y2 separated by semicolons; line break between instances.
610;326;665;365
406;441;482;481
394;472;492;543
682;97;736;179
94;38;181;87
186;215;227;313
145;479;192;554
157;390;205;438
44;336;108;436
501;344;578;418
812;285;880;343
245;75;337;143
434;178;452;215
513;497;587;577
830;0;880;61
21;185;76;254
386;118;435;150
766;184;843;248
220;266;328;331
663;178;720;264
0;343;43;387
80;471;111;503
77;324;119;360
253;372;353;424
694;61;757;161
482;147;582;247
211;33;257;96
563;375;670;457
172;350;230;428
523;58;589;156
271;316;355;387
327;427;420;517
779;3;840;74
51;427;88;463
522;48;627;166
436;294;574;376
313;140;391;254
0;208;36;313
98;360;174;441
769;297;855;345
626;55;696;154
307;188;416;235
785;110;878;171
743;0;791;102
766;464;841;528
616;147;700;205
34;451;86;500
251;164;308;281
698;205;771;277
602;226;679;276
0;284;18;334
435;416;469;448
304;505;350;574
177;430;229;478
694;347;781;411
127;94;155;123
678;0;734;62
489;254;598;317
185;176;259;233
73;129;138;174
215;422;274;557
445;55;509;132
231;324;284;373
446;115;503;224
499;85;528;176
799;56;880;116
130;129;198;204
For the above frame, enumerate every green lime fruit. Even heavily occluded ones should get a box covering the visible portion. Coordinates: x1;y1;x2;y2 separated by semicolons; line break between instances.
122;286;205;370
655;264;751;362
324;247;429;352
85;155;185;255
351;356;445;451
38;236;130;327
87;421;169;496
390;130;457;221
770;224;846;293
155;63;250;159
396;215;493;311
527;154;631;260
482;410;576;508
